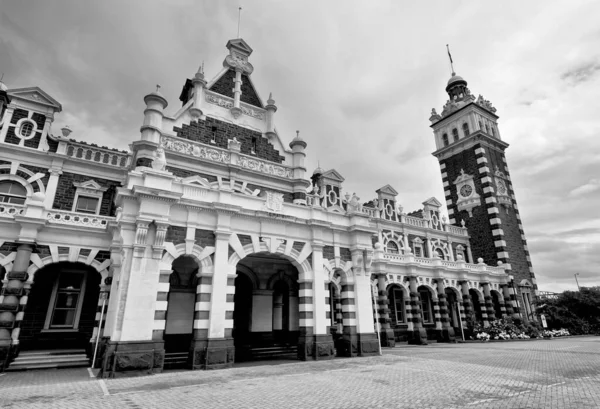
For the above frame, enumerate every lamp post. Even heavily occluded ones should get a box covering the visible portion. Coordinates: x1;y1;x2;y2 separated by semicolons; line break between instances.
574;273;581;291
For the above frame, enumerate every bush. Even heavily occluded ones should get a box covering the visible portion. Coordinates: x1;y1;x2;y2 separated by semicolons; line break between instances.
537;287;600;335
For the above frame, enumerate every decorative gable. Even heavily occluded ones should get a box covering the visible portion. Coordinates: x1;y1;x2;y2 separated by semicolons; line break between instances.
376;184;399;198
226;38;253;57
8;87;62;112
73;179;107;194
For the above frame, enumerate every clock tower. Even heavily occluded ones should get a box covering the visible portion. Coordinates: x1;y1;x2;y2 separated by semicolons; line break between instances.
429;71;537;321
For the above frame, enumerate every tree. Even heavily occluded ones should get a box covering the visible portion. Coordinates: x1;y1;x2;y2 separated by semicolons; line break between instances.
537;287;600;335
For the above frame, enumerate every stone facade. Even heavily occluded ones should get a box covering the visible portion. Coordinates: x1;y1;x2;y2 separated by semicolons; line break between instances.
0;39;520;377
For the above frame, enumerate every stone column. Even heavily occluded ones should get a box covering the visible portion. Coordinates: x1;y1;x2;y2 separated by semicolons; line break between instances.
0;243;33;369
338;280;357;357
44;169;62;209
376;274;395;347
447;241;455;261
407;276;428;345
434;279;456;342
482;283;495;325
501;284;518;318
459;280;474;337
466;245;473;263
230;68;243;118
311;244;334;360
425;236;433;258
191;231;234;370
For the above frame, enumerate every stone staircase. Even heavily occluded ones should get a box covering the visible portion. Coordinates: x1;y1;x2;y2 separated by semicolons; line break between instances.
248;344;298;361
7;349;89;371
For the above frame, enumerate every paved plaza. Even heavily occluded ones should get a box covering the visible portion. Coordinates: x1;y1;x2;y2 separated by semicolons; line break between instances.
1;336;599;409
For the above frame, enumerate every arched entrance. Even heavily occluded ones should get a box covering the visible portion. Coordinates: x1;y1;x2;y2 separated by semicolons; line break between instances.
469;288;484;325
163;255;198;367
20;262;101;351
233;253;299;361
445;287;461;331
491;290;504;320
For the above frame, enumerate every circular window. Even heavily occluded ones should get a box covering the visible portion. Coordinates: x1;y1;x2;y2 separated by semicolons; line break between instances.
16;119;37;140
328;189;337;205
385;203;394;216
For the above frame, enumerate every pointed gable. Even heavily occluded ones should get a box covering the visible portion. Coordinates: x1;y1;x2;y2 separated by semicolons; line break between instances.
208;69;263;108
376;184;399;196
422;197;442;207
8;87;62;112
321;169;345;183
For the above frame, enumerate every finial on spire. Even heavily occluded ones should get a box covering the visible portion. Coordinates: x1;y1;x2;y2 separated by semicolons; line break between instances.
296;130;299;138
155;84;161;93
237;7;242;38
267;92;275;105
446;44;455;76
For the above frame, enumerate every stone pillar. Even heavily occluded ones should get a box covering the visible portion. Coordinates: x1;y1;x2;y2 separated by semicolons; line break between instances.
501;284;518;318
482;283;495;325
466;245;473;263
0;243;33;369
435;279;456;343
354;272;379;356
230;68;243;118
403;235;410;254
459;280;474;337
44;169;63;209
376;274;395;347
407;276;428;345
191;231;234;370
297;278;314;360
338;280;357;357
447;241;455;261
425;236;433;258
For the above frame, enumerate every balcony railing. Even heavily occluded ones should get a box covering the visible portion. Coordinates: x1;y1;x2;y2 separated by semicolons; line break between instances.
47;210;114;228
64;140;130;168
0;203;25;218
382;252;506;275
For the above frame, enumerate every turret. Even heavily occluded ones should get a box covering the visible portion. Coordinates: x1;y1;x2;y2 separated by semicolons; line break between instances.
265;92;277;140
188;65;207;121
133;85;168;168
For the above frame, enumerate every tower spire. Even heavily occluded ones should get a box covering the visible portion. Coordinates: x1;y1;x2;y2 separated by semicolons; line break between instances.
237;7;242;38
446;44;455;76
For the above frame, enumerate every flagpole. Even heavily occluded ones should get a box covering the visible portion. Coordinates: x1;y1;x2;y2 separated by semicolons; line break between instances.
446;44;455;75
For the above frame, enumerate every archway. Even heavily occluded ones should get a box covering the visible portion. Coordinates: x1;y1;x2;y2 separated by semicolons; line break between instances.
387;284;408;341
469;288;484;324
491;290;504;320
19;262;101;351
163;255;198;362
233;253;300;361
445;287;461;330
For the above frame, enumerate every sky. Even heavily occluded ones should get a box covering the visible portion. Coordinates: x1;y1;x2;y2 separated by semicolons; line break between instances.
1;0;599;292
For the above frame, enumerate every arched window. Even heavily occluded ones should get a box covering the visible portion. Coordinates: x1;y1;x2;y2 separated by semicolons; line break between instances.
491;126;496;137
485;124;490;134
386;241;399;254
462;122;470;136
388;286;405;324
20;121;34;138
435;248;445;259
418;287;433;324
0;181;27;205
452;128;459;142
442;133;449;147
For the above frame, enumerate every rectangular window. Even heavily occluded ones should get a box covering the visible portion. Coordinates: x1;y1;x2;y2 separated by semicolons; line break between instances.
420;291;433;323
414;247;422;257
251;137;257;154
50;273;84;329
75;196;100;214
392;288;404;323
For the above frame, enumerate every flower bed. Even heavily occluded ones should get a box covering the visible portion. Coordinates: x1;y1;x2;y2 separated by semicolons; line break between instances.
469;318;570;342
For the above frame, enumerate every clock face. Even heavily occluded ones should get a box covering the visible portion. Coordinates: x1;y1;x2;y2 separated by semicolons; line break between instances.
459;184;473;198
497;179;507;195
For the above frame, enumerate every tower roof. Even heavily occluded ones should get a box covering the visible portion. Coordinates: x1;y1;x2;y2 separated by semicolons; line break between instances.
446;73;467;92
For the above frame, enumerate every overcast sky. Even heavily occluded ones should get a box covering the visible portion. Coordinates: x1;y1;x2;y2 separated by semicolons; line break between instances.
1;0;599;292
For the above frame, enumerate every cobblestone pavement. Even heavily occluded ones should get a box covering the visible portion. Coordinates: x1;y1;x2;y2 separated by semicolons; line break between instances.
1;336;598;409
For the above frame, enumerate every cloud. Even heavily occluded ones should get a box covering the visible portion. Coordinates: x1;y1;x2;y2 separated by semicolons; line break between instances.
561;61;600;84
568;179;600;197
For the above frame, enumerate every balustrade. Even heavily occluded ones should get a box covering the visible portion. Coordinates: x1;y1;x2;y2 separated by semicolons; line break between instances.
65;141;130;168
0;203;24;218
47;210;113;228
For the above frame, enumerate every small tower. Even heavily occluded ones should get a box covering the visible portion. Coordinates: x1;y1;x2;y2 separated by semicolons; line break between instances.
430;70;538;321
133;85;168;168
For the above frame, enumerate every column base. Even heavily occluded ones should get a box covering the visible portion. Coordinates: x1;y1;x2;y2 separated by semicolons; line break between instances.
190;338;234;370
338;332;380;356
99;340;164;378
407;327;428;345
297;332;335;360
436;327;456;343
379;329;396;347
0;342;10;372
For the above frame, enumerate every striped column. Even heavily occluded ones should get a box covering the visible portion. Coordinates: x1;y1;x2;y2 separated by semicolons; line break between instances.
224;273;236;339
297;279;314;360
152;268;171;341
325;283;331;333
434;279;455;342
339;283;357;356
193;276;212;340
482;283;495;324
407;276;427;345
0;244;33;367
459;280;474;330
502;284;519;319
376;275;395;347
500;284;513;317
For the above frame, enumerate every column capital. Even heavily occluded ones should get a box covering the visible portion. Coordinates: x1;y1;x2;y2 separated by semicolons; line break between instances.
214;230;232;240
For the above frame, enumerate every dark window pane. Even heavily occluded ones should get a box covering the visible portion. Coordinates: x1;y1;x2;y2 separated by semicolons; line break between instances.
51;309;76;327
58;273;83;290
55;292;79;308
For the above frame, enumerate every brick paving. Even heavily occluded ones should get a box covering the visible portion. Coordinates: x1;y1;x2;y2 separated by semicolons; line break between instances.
0;336;598;409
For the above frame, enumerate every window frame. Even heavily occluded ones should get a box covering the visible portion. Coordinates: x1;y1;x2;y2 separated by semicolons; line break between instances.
44;270;88;331
0;180;27;205
386;240;400;254
442;133;449;147
462;122;470;137
71;180;107;215
419;290;433;324
391;287;405;324
15;118;38;140
452;128;459;142
412;238;424;258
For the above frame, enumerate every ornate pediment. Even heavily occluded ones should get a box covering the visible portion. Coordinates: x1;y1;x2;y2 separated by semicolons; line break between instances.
376;184;399;197
422;197;442;208
226;38;253;57
73;179;107;193
8;87;62;112
322;169;345;183
181;175;211;188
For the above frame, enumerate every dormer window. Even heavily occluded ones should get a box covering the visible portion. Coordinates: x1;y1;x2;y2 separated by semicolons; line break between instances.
462;123;470;136
452;128;459;142
442;133;449;147
0;181;27;205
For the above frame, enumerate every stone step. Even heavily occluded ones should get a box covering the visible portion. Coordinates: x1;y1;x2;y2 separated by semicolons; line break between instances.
12;354;88;365
18;349;86;357
7;359;89;371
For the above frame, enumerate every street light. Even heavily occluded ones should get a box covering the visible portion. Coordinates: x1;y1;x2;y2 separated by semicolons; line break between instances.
574;273;581;291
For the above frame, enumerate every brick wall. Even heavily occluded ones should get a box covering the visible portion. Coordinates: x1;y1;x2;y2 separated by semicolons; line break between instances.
209;69;263;108
4;108;45;149
195;229;215;248
172;116;284;164
52;172;120;216
166;226;186;245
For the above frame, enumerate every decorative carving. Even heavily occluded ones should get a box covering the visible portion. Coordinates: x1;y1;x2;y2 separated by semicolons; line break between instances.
453;169;480;217
264;191;284;213
160;136;231;164
205;93;265;120
343;192;363;213
237;155;293;179
475;95;497;113
151;147;167;171
228;137;241;151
